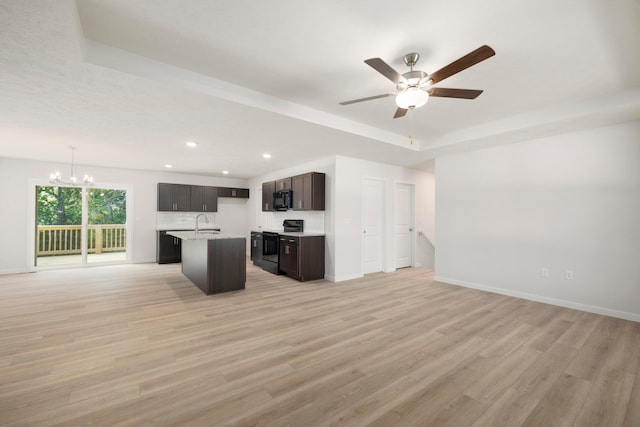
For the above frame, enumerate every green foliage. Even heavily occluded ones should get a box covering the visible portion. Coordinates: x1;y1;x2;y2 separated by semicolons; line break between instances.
88;189;126;225
37;186;82;225
36;186;126;225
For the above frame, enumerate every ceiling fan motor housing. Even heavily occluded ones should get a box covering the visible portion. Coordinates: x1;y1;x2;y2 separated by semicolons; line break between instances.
398;70;431;90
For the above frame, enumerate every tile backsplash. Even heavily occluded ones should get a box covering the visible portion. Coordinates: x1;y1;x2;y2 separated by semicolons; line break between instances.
157;212;217;230
259;211;325;233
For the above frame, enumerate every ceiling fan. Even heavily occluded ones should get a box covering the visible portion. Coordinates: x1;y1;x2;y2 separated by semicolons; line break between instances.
340;45;495;118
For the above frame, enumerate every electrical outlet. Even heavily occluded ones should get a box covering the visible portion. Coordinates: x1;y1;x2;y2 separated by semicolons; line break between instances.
541;268;550;278
565;270;574;280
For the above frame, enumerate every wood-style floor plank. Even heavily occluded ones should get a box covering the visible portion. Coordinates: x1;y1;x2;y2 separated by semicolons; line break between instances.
0;262;638;426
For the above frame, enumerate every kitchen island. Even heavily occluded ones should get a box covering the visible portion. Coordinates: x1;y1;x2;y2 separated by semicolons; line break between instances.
166;231;246;295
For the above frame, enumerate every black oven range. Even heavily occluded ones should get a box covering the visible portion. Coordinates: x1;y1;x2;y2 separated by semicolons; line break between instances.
258;220;303;275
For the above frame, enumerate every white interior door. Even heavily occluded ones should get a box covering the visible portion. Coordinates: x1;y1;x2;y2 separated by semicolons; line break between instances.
395;183;414;269
363;178;384;274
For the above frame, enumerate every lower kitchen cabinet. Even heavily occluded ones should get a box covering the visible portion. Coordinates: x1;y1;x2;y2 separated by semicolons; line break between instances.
157;231;182;264
250;232;263;267
278;235;324;282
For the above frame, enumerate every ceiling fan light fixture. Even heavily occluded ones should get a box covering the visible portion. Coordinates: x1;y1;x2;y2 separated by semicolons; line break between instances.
396;87;429;109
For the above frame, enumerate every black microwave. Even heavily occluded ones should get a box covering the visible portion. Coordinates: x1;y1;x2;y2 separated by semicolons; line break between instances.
273;190;293;211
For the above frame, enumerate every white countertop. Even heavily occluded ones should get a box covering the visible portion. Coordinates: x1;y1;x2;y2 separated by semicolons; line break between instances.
166;231;244;240
279;232;325;237
157;226;221;231
253;230;325;237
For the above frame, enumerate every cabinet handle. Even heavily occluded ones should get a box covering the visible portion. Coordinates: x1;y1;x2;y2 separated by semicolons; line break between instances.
285;246;289;255
289;239;295;243
253;240;256;247
232;190;236;197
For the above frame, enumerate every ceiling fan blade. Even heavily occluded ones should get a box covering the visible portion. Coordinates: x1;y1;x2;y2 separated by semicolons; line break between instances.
428;45;495;84
393;107;408;119
364;58;404;84
428;87;484;99
339;93;395;106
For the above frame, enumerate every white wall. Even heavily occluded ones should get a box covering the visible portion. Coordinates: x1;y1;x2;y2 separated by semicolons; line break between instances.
0;157;248;274
435;120;640;321
333;155;435;282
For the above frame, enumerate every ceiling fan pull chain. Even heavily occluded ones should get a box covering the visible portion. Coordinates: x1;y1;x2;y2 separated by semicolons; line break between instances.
408;110;414;144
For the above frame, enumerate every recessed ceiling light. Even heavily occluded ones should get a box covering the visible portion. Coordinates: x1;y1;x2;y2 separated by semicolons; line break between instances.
263;153;271;159
164;164;173;169
185;141;197;148
222;170;229;175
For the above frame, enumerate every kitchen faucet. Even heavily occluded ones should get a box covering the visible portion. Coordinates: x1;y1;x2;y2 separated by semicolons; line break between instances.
195;213;209;239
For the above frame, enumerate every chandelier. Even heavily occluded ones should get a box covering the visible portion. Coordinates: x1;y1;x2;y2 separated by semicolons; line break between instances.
49;146;94;186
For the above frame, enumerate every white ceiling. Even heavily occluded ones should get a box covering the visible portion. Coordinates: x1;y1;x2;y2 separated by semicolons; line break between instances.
1;0;639;178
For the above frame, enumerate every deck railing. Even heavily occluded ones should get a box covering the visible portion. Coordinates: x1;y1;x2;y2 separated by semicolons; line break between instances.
37;224;126;256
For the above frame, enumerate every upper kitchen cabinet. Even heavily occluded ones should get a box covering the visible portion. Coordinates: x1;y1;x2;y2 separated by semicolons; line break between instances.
218;187;250;198
275;177;292;191
158;183;192;211
191;185;218;212
292;172;325;211
262;181;276;212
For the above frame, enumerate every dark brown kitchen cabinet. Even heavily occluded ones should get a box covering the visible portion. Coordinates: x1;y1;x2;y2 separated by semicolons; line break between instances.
292;172;325;211
262;181;276;211
278;235;324;282
218;187;250;198
250;232;263;267
190;185;218;212
275;178;292;191
157;231;181;263
278;236;299;278
158;183;191;211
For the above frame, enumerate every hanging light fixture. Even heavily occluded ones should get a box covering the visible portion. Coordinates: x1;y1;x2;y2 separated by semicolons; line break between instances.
49;146;94;186
395;87;429;109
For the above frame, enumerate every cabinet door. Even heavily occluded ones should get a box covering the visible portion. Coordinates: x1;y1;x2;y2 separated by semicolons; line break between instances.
174;185;192;211
250;234;263;267
190;186;218;212
278;237;288;272
292;174;311;210
279;237;299;278
275;178;292;191
190;186;205;211
292;173;325;211
203;186;218;212
158;183;175;211
233;188;250;198
298;236;324;281
262;181;275;211
157;231;181;263
218;187;250;198
288;241;299;278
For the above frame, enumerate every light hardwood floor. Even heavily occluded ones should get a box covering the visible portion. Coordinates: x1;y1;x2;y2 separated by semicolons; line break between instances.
0;262;638;426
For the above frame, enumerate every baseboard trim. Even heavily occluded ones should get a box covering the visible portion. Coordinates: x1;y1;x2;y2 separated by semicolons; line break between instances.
0;268;29;276
434;275;640;323
329;273;364;283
